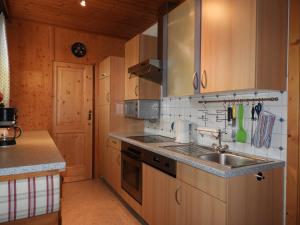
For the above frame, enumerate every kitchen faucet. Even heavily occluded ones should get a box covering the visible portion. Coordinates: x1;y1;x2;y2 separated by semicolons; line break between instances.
212;129;229;153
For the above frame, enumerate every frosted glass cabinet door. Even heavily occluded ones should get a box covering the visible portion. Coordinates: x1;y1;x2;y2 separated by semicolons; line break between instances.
167;0;196;97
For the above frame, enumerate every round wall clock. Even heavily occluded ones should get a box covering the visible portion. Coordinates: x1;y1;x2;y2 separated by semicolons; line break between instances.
71;42;87;57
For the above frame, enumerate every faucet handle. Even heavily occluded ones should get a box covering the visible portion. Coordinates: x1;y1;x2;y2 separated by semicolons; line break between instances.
222;144;229;151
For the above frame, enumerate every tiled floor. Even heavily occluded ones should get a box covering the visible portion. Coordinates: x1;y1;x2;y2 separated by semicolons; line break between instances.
62;179;141;225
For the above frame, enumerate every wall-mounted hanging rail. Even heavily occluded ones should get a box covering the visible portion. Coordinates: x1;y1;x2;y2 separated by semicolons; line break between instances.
198;97;278;104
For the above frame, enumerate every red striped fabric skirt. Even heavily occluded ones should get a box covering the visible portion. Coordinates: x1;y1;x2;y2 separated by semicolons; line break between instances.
0;175;60;223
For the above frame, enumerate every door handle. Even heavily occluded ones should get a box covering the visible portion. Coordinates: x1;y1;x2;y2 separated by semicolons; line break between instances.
193;72;199;90
201;70;207;89
134;85;139;97
175;186;182;205
88;110;92;120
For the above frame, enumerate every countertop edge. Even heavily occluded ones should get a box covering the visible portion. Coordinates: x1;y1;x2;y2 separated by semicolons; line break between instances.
109;132;285;178
0;162;66;177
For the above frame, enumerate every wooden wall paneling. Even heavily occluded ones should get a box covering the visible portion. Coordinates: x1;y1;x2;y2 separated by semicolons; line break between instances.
7;19;126;132
7;20;54;131
54;27;126;65
287;0;300;224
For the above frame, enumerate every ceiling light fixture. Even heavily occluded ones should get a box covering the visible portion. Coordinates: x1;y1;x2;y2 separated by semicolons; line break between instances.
80;0;86;7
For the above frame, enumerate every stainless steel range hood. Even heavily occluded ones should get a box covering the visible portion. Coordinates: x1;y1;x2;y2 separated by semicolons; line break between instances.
128;59;162;83
127;2;177;85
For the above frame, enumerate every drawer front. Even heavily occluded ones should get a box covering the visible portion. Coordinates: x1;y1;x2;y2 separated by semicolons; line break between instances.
177;162;227;202
108;137;121;149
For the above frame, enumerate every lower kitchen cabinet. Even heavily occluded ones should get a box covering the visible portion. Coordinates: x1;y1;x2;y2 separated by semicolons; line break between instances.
141;162;283;225
174;182;226;225
142;163;177;225
105;138;121;195
142;163;225;225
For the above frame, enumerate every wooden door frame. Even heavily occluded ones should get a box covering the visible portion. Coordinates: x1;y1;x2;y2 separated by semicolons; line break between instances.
287;0;300;224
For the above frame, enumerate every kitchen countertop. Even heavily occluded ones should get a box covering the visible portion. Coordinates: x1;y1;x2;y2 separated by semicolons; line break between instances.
109;132;285;178
0;130;66;176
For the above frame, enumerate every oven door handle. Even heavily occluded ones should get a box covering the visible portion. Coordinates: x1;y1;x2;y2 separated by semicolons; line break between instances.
121;150;140;160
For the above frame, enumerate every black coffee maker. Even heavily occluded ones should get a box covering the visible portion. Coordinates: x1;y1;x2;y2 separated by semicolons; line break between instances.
0;107;22;146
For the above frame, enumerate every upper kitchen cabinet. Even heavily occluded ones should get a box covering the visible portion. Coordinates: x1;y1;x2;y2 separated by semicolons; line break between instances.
200;0;288;93
98;57;111;105
124;34;161;100
167;0;199;97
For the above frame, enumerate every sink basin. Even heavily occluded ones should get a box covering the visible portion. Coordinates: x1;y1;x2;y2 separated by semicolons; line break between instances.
198;153;268;168
162;144;215;158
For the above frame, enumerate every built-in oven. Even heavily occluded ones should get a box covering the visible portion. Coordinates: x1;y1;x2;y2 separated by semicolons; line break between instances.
121;142;143;204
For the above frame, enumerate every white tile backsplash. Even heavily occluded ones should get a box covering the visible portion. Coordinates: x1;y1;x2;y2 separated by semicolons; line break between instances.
145;91;288;161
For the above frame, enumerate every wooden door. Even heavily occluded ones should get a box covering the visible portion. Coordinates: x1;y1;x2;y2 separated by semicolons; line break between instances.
142;164;178;225
124;35;140;100
200;0;256;93
178;182;226;225
53;62;93;182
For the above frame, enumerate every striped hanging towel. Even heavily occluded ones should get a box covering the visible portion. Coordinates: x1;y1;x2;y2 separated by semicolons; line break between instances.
253;111;276;149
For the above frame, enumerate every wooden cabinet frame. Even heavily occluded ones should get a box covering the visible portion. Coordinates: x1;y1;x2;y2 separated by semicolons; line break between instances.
287;0;300;224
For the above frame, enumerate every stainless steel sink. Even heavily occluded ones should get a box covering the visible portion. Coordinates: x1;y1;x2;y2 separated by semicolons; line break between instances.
198;153;268;168
162;144;215;158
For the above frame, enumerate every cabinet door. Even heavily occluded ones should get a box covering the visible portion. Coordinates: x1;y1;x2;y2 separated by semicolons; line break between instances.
98;76;110;106
99;57;111;78
200;0;256;93
227;169;283;225
167;0;196;97
142;164;178;225
178;182;227;225
124;35;140;100
111;146;121;194
98;105;110;178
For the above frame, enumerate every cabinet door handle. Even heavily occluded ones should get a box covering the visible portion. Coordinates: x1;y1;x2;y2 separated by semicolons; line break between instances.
201;70;207;89
193;72;199;90
134;85;139;97
175;186;182;205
